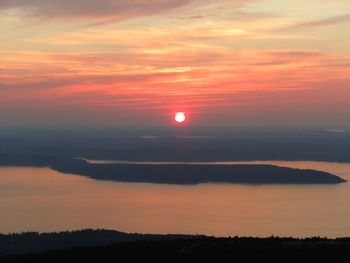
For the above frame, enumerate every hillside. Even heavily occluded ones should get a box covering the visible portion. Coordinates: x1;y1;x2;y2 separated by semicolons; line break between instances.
2;231;350;263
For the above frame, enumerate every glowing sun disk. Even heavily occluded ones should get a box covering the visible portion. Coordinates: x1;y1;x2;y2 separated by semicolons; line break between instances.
175;112;186;123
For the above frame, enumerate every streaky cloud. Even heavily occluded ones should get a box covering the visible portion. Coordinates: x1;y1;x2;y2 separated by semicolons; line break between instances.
278;13;350;31
0;0;193;21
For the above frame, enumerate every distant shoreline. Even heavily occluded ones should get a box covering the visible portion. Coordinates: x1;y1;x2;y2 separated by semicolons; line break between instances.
79;158;350;165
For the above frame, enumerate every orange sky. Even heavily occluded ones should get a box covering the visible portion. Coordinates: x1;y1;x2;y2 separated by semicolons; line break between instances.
0;0;349;126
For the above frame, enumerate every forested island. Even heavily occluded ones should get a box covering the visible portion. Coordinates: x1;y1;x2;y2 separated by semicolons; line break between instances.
0;155;346;184
53;161;346;185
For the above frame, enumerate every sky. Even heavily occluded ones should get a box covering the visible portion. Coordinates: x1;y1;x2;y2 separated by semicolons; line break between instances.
0;0;349;127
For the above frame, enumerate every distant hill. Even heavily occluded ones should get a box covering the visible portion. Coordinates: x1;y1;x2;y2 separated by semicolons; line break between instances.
2;230;350;262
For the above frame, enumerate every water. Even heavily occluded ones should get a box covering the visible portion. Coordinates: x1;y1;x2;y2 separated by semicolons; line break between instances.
1;161;350;237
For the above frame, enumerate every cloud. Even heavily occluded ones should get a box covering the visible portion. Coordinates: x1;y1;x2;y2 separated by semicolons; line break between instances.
279;13;350;31
170;14;209;20
0;0;193;21
1;47;350;125
0;0;269;23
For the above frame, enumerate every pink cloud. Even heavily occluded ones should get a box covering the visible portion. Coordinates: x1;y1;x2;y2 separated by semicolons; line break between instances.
1;49;349;118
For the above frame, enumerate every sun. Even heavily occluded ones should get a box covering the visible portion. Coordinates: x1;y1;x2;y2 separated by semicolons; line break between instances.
175;112;186;123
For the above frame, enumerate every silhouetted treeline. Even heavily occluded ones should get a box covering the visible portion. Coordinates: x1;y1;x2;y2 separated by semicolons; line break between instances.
0;229;205;256
2;232;350;263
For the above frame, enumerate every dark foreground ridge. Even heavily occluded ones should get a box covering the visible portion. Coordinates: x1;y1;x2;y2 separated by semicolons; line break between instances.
0;229;204;256
0;155;346;184
2;230;350;263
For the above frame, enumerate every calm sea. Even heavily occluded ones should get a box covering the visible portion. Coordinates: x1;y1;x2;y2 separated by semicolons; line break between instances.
1;161;350;237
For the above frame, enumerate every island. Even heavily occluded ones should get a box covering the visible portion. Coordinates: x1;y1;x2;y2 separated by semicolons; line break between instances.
51;158;346;185
0;155;346;185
